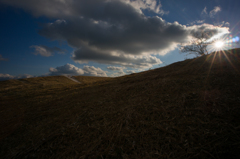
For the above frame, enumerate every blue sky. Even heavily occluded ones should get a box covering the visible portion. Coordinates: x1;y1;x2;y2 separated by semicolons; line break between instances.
0;0;239;80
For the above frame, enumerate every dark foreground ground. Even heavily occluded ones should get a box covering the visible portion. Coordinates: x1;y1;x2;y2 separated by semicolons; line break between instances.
1;49;240;158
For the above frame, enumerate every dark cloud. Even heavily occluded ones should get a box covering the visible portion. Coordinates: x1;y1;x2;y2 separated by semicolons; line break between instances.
0;54;8;61
71;45;162;68
49;63;107;77
39;16;190;56
0;0;167;18
1;0;229;68
30;45;65;57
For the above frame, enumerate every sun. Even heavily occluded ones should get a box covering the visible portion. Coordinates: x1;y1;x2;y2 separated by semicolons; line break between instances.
214;40;224;48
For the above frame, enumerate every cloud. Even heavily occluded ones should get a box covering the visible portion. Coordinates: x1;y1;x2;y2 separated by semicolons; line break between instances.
71;45;162;68
225;22;230;27
0;73;33;81
107;66;126;77
188;20;205;26
109;69;126;77
201;7;208;16
0;0;167;18
214;21;230;27
126;70;135;74
16;74;34;79
41;17;228;68
107;66;128;77
0;74;15;81
107;66;129;77
83;66;107;77
107;66;126;71
49;63;84;76
0;54;8;61
209;6;221;18
49;63;107;77
188;24;229;39
122;0;168;15
201;6;221;18
1;0;229;68
30;45;65;57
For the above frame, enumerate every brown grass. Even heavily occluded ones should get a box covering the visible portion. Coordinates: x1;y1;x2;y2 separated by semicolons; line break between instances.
73;76;112;85
1;49;240;158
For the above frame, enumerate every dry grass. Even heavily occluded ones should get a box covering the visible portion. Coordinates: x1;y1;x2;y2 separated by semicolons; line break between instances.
1;49;240;158
73;76;112;84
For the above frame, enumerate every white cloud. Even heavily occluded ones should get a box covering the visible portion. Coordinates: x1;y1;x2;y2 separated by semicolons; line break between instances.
107;66;127;77
0;74;15;81
30;45;65;57
201;7;208;16
0;73;33;81
49;63;107;77
188;20;205;26
83;66;107;77
201;6;221;18
197;20;205;24
16;74;34;79
49;63;84;76
122;0;168;15
107;66;126;71
126;70;135;74
109;69;126;77
210;6;221;18
225;22;230;27
214;21;230;27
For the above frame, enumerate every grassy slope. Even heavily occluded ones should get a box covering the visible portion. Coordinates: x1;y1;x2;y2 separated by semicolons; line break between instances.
0;49;240;158
73;76;111;84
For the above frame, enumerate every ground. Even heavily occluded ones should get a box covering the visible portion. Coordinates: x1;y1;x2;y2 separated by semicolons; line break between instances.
1;49;240;158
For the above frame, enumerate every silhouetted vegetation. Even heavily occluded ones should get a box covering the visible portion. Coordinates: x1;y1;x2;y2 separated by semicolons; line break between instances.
180;32;215;56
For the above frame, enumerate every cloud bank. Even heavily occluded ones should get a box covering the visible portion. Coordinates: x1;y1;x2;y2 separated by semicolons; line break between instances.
107;66;126;71
0;73;33;81
0;0;229;69
0;74;15;81
49;63;107;77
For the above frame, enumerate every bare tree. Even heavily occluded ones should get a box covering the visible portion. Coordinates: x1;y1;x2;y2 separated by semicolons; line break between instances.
180;31;213;56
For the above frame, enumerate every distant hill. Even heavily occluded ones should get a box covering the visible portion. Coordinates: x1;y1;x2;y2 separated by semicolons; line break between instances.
1;48;240;158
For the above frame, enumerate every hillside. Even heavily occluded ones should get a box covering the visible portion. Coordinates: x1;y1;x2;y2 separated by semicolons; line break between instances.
1;48;240;158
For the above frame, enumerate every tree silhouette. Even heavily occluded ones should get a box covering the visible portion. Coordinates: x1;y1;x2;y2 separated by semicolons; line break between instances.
180;31;214;56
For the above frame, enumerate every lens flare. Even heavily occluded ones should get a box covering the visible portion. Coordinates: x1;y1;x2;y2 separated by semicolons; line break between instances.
214;41;224;48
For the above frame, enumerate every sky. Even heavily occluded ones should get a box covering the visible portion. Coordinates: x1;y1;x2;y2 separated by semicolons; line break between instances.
0;0;239;80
